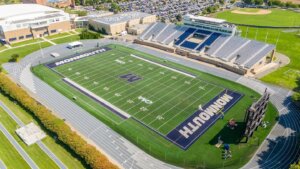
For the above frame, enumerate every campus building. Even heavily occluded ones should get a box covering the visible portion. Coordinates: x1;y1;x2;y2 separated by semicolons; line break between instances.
89;12;156;36
0;4;72;43
22;0;74;8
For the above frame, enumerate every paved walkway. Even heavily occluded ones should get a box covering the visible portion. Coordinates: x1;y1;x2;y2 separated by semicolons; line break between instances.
3;39;300;169
0;123;39;169
0;101;67;169
0;160;6;169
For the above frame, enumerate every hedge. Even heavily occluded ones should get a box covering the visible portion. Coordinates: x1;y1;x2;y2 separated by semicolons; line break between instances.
0;73;118;169
292;92;300;107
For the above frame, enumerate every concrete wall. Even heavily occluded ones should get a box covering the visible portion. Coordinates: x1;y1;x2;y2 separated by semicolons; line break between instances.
134;39;175;53
141;15;157;24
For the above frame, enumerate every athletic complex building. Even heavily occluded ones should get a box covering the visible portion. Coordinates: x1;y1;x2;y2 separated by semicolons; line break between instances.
89;12;156;36
135;14;276;75
0;4;72;43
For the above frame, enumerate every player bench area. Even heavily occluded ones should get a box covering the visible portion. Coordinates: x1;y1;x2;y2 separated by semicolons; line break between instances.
45;45;243;150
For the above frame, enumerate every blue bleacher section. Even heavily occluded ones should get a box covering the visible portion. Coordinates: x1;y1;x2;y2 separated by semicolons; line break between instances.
196;29;211;35
180;41;199;49
196;33;221;51
174;28;196;45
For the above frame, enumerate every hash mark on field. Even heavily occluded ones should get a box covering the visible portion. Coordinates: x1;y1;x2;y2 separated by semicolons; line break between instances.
148;67;153;70
84;76;89;80
172;76;177;80
160;72;165;75
127;99;134;104
75;72;80;75
68;68;72;71
93;81;98;85
140;107;148;112
128;60;133;63
155;86;217;130
185;81;191;85
115;93;121;97
138;64;143;66
103;87;110;91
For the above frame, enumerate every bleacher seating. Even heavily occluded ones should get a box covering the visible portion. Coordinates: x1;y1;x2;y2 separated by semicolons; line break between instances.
174;28;196;45
164;27;188;45
180;41;199;49
138;22;275;69
195;33;221;51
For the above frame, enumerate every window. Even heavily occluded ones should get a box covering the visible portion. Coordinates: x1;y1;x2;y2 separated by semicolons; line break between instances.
26;34;33;38
9;37;17;42
51;29;57;33
19;36;24;40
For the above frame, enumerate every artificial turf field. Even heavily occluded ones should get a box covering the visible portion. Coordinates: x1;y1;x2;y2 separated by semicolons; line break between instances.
53;47;225;135
33;44;278;168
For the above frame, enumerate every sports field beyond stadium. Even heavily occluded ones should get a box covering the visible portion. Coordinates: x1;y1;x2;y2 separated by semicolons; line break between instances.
46;45;242;149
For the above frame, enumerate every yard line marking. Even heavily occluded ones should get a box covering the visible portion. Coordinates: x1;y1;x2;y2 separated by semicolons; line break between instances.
155;86;217;130
139;79;203;121
130;54;196;78
64;77;131;118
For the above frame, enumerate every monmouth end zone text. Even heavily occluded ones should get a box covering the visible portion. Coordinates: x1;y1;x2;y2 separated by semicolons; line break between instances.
167;90;243;150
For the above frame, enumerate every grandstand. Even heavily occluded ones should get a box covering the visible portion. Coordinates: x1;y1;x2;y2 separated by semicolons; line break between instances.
135;14;275;75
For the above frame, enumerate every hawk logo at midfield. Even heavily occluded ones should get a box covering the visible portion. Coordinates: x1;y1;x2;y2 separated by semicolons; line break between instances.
119;73;142;83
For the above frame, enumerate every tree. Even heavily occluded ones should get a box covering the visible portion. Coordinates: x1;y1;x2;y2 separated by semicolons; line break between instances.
79;29;103;39
9;54;19;62
254;0;264;5
291;161;300;169
110;2;121;13
176;14;183;22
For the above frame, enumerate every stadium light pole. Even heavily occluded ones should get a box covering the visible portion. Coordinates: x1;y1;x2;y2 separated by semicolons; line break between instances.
255;29;258;40
276;32;281;46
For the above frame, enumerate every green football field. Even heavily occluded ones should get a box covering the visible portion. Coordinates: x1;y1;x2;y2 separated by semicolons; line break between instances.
33;44;278;168
53;47;224;135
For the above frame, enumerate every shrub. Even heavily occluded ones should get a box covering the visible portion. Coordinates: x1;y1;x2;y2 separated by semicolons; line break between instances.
0;73;118;169
292;92;300;106
9;54;19;62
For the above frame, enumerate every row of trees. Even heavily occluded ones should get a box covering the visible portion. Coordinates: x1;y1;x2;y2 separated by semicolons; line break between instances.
0;73;118;169
292;78;300;107
243;0;300;8
79;29;103;39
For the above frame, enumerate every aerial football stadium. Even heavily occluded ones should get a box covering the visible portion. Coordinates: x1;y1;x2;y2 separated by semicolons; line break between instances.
31;40;277;169
2;8;284;169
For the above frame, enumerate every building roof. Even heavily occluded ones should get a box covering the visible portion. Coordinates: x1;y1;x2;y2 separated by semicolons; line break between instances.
93;11;153;25
184;14;226;24
0;4;60;20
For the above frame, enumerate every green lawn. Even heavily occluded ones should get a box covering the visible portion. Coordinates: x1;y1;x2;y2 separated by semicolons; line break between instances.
0;94;86;169
0;42;52;64
0;132;30;169
33;44;278;169
10;38;43;47
215;8;300;26
52;35;80;44
0;45;6;51
46;33;72;40
0;106;59;169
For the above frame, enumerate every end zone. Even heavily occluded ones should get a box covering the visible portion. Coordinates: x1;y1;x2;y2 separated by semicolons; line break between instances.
166;90;243;150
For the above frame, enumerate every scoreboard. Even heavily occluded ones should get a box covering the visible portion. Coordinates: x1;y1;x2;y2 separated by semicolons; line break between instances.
244;89;270;142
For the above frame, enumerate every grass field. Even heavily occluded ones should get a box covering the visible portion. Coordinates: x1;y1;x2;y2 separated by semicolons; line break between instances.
215;8;300;26
0;132;30;169
52;34;80;44
0;42;52;65
33;44;278;168
0;93;86;169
